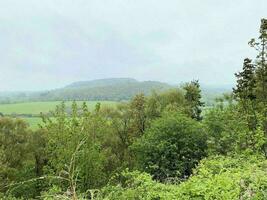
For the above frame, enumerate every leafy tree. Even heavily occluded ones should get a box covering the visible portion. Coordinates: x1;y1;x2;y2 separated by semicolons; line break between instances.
235;18;267;156
109;103;134;166
29;129;48;195
130;93;147;136
249;19;267;104
159;89;187;112
204;104;265;155
0;118;38;198
0;118;30;169
132;112;207;182
41;102;116;192
253;19;267;156
234;58;256;102
145;88;188;119
145;91;161;120
233;58;258;132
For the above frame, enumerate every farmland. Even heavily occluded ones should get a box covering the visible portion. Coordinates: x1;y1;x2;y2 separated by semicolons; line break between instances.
0;101;117;128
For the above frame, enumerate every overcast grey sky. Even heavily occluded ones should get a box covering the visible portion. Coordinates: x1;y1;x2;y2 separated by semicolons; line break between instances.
0;0;266;91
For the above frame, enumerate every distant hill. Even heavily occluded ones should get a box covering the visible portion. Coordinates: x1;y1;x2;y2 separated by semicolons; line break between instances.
36;78;173;101
66;78;138;88
0;78;232;103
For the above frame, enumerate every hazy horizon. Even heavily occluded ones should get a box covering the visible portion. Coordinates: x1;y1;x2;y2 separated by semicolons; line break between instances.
0;77;235;93
1;0;266;91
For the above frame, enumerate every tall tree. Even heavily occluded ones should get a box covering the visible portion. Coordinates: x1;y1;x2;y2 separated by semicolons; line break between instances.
234;58;256;101
130;93;147;136
249;18;267;104
249;19;267;156
233;58;257;131
183;80;204;121
235;18;267;156
0;118;32;196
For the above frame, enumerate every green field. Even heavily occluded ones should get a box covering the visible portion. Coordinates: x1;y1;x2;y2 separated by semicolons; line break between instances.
0;101;117;129
0;101;117;115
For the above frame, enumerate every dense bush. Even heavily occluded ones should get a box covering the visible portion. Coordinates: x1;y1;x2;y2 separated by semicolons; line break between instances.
176;155;267;200
101;170;179;200
101;155;267;200
204;103;266;156
132;112;207;182
0;118;38;198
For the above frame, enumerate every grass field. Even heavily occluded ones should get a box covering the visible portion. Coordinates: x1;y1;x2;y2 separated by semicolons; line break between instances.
0;101;118;129
0;101;117;115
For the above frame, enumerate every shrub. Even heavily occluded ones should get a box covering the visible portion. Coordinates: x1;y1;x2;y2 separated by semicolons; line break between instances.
132;112;207;182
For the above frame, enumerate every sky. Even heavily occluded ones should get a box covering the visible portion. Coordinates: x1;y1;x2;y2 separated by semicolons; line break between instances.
0;0;266;91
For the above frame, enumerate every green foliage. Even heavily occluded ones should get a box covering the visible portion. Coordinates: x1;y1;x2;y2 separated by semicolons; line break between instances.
0;118;42;198
176;155;267;200
183;80;204;121
101;155;267;200
101;170;179;200
145;88;191;119
0;118;30;191
132;112;207;182
234;18;267;157
41;102;116;191
204;104;266;155
234;58;256;102
130;94;147;136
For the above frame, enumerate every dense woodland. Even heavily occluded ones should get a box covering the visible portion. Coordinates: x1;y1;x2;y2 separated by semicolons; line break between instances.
1;19;267;199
